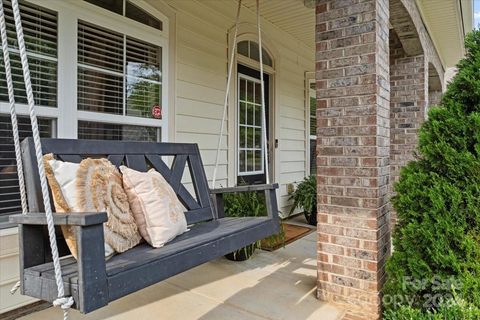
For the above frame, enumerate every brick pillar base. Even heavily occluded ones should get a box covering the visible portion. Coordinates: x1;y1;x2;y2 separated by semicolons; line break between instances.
315;0;391;319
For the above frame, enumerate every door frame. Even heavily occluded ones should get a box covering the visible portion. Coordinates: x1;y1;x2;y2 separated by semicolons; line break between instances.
227;30;278;187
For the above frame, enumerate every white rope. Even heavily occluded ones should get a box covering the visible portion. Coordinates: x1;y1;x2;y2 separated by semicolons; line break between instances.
0;0;28;297
212;0;242;189
0;0;27;216
4;0;73;318
256;0;270;184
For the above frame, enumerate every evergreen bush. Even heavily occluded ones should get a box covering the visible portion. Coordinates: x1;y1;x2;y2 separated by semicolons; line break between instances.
383;29;480;313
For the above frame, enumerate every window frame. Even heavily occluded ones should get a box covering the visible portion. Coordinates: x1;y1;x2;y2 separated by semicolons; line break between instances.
237;73;265;177
0;0;170;226
305;73;316;176
0;0;170;142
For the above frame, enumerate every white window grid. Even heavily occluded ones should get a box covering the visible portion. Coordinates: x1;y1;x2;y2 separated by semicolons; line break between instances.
237;73;265;176
0;0;169;142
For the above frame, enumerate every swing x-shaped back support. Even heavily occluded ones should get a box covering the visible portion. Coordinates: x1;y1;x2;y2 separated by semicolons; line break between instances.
10;138;280;313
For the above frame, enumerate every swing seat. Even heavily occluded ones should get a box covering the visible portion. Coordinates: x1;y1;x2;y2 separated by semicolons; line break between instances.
10;138;280;313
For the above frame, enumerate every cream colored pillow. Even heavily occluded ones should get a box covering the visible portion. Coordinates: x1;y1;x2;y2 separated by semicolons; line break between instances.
43;154;115;259
76;158;142;253
120;166;188;248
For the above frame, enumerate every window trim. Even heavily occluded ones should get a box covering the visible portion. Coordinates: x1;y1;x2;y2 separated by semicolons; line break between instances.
8;0;170;142
237;73;265;177
0;0;171;226
305;72;316;177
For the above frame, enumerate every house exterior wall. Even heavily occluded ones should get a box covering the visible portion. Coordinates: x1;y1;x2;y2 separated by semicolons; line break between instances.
0;0;314;314
156;0;314;215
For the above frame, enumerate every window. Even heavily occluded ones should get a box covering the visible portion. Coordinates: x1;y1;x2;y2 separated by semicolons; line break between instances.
238;75;264;175
0;0;57;107
0;116;54;222
78;121;159;141
0;0;168;224
84;0;162;31
237;40;273;67
308;79;316;175
77;21;162;119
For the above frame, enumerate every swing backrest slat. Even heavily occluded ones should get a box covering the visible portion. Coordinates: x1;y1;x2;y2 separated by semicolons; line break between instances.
21;137;214;226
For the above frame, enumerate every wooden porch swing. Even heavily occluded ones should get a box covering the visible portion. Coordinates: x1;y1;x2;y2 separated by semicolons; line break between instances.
4;0;279;317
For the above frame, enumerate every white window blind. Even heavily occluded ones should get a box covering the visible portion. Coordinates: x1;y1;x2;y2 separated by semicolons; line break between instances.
77;20;162;119
0;0;57;107
0;116;53;221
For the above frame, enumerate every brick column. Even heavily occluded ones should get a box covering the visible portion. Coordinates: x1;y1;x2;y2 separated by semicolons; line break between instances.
389;29;427;223
315;1;390;319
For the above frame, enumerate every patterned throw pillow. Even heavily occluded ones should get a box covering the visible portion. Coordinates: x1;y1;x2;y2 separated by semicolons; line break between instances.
120;166;188;248
43;154;141;259
76;158;142;253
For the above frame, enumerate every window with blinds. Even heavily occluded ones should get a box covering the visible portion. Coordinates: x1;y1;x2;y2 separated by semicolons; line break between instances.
78;121;159;142
308;80;316;175
0;116;53;221
0;0;57;107
77;21;162;119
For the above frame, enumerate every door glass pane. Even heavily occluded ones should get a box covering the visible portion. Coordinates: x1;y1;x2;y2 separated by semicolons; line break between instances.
239;150;246;173
246;127;254;148
254;128;261;148
238;75;264;175
239;79;246;101
246;104;254;126
254;105;261;127
246;81;254;102
246;151;254;172
254;83;261;104
254;150;262;171
239;126;246;148
239;102;246;124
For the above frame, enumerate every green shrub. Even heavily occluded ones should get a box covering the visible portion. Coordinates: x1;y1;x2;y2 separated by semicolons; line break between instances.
383;29;480;313
384;299;480;320
223;191;267;218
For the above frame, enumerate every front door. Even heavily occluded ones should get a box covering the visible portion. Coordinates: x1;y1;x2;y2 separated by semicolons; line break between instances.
237;64;270;185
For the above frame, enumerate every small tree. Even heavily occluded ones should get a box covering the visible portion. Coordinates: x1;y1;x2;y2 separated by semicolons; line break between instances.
384;29;480;311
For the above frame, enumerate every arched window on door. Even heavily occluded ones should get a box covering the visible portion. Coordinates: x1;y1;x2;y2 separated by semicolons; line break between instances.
237;40;273;67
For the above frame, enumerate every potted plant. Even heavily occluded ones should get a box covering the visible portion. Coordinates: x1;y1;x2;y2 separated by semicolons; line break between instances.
222;190;266;261
289;175;317;226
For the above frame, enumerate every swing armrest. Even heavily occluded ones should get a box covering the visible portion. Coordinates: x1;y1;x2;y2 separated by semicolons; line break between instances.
210;184;280;220
210;183;279;194
9;212;108;226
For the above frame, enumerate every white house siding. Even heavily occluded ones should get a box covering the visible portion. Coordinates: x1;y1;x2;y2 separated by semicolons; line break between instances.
154;0;314;215
0;0;314;314
0;228;37;313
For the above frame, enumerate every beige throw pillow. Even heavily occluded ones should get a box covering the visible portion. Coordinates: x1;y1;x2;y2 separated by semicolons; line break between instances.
43;155;140;259
77;159;142;253
120;166;188;248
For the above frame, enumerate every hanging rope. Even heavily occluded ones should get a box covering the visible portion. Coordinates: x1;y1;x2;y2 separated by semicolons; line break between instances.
212;0;242;188
0;0;74;318
212;0;270;188
0;0;28;297
256;0;269;184
0;0;26;214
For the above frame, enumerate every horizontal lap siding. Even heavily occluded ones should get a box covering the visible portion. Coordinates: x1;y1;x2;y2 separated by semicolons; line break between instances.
0;230;37;313
162;0;314;215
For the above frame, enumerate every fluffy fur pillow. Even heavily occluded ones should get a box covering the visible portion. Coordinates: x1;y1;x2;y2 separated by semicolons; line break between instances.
120;166;188;248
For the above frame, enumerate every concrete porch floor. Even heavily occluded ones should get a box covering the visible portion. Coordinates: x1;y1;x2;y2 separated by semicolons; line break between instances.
19;232;343;320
